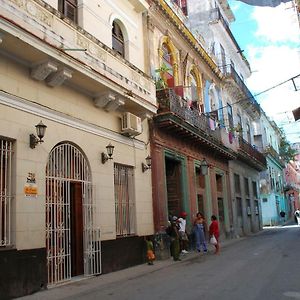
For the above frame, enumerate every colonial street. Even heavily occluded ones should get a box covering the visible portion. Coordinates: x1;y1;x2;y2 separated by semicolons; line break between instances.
18;224;300;300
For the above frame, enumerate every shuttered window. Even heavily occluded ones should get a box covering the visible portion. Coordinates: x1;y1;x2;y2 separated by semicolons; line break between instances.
58;0;77;23
114;164;135;236
112;21;125;57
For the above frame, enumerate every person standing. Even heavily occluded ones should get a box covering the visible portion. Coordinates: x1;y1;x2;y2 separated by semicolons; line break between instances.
145;237;155;265
209;215;220;254
294;209;300;225
178;211;189;254
170;216;181;261
193;212;207;253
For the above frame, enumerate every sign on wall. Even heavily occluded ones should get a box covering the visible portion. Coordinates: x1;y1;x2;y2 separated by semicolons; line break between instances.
24;172;38;197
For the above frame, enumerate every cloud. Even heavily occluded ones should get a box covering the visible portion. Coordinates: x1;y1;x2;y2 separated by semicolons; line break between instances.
229;1;243;13
251;3;300;44
247;44;300;92
246;3;300;142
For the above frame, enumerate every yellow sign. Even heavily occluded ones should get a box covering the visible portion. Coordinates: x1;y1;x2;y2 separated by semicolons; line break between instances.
24;184;38;197
24;172;38;197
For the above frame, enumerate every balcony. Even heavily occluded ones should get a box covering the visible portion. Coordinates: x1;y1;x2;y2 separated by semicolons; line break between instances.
209;8;249;69
237;137;267;171
264;145;286;167
222;64;261;118
154;89;236;159
0;0;156;115
164;0;188;24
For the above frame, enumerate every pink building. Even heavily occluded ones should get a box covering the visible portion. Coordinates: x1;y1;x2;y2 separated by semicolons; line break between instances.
284;143;300;212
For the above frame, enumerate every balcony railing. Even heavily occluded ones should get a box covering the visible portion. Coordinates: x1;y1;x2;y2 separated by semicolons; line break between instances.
264;145;285;167
156;88;220;140
222;64;261;115
0;0;156;107
238;137;266;167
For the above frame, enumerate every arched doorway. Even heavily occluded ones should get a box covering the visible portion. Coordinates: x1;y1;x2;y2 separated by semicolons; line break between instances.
46;142;101;286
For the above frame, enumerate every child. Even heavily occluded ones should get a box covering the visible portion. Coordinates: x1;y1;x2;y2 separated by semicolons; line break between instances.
209;215;220;254
145;237;155;265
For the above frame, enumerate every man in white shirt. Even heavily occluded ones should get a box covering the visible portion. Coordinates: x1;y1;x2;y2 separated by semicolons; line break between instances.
178;211;189;254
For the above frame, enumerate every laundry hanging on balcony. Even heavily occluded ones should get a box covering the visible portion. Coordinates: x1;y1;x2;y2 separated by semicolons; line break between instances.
235;0;291;7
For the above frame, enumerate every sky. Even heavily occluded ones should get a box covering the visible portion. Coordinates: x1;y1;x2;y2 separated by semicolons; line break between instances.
228;0;300;143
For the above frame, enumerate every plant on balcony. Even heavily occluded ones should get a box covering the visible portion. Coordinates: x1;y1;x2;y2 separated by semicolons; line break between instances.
228;124;242;134
279;132;297;163
155;63;170;90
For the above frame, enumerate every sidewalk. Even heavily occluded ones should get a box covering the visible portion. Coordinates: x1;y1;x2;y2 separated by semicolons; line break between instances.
18;236;245;300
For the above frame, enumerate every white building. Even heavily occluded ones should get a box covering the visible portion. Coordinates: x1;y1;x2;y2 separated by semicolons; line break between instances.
187;0;266;236
0;0;155;297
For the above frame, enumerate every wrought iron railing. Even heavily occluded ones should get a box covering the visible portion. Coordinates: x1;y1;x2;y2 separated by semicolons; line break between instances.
238;137;266;166
264;145;285;166
156;88;220;140
221;64;260;113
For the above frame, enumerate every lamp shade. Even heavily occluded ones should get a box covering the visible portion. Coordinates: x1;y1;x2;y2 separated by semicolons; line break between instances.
145;155;151;167
106;143;114;158
35;121;47;140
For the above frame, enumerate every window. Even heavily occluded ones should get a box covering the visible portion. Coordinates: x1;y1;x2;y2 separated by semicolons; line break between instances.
112;21;125;57
244;177;249;196
237;113;243;136
190;72;199;102
173;0;188;15
161;43;174;87
236;197;242;217
246;123;251;143
114;164;135;236
255;200;259;215
58;0;77;23
246;199;251;215
252;181;258;198
0;138;13;247
220;44;226;72
216;174;223;192
227;103;234;129
234;174;241;194
195;167;205;189
189;71;203;111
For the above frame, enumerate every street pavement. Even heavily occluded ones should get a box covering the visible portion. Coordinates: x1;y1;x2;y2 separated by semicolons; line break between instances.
18;223;300;300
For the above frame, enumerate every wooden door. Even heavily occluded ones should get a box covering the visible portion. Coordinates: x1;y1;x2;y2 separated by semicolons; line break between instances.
166;159;181;217
70;182;84;276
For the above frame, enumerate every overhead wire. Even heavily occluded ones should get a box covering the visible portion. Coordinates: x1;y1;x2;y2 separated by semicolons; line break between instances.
205;73;300;115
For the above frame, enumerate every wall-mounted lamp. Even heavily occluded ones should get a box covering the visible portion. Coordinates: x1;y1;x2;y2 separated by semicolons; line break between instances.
200;158;209;176
29;120;47;149
142;155;151;172
101;143;115;164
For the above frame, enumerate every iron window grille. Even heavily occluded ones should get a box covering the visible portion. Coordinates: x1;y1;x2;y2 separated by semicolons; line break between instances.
114;163;136;237
0;138;13;247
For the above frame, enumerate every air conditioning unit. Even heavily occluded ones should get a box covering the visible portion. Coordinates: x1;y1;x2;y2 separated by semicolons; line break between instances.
121;112;142;136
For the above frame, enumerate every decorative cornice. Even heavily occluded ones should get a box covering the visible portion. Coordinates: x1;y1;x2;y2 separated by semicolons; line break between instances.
154;0;222;79
0;90;145;150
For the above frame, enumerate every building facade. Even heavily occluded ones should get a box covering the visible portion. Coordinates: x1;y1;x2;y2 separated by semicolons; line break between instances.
146;0;235;258
0;0;156;297
0;0;285;298
253;114;286;226
285;142;300;215
187;0;266;237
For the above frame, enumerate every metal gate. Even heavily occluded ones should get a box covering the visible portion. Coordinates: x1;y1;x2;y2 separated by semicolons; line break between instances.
46;142;101;286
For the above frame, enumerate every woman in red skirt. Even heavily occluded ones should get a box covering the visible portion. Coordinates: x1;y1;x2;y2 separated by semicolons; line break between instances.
209;215;220;254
